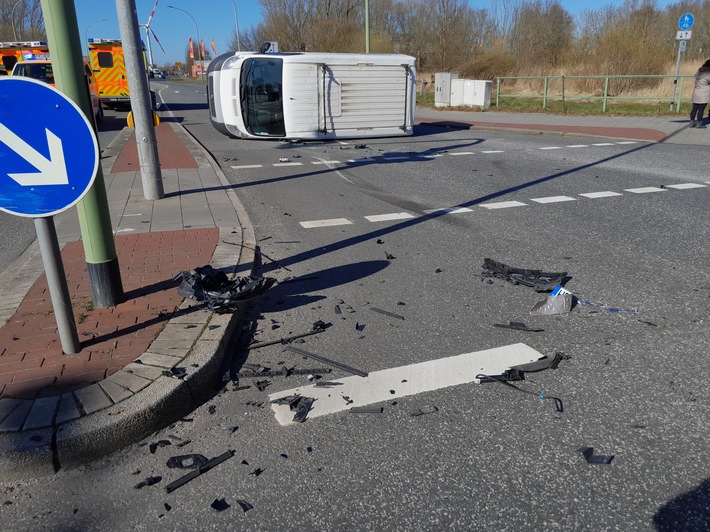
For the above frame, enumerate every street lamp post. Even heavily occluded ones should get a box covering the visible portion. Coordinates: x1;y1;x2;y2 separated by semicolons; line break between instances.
167;5;204;83
11;0;23;41
229;0;241;51
365;0;370;53
84;18;107;57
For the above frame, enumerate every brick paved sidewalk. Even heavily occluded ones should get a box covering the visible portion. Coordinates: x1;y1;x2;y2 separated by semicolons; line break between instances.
0;228;218;400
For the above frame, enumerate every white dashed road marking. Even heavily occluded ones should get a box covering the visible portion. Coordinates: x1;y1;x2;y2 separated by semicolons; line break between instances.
364;213;416;222
450;151;474;155
665;183;707;189
269;343;546;426
423;207;474;215
274;162;303;167
480;200;527;209
530;196;576;204
300;218;352;228
231;164;263;169
592;143;615;146
579;191;623;199
481;150;504;154
539;146;562;150
566;144;589;148
311;160;341;165
625;187;667;194
616;141;638;145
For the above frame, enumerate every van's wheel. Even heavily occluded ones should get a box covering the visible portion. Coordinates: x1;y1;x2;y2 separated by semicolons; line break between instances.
96;106;104;125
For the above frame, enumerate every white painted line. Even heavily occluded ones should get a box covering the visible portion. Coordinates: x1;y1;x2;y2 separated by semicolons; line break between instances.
539;146;562;150
300;218;352;228
566;144;589;148
616;141;638;145
625;187;667;194
122;213;143;217
530;196;576;204
592;143;615;146
449;151;474;156
665;183;707;189
423;207;474;215
579;191;623;199
231;164;263;169
480;200;527;209
481;150;504;154
311;160;341;165
114;228;135;234
274;162;303;167
382;156;411;161
422;154;443;158
269;343;546;426
365;212;416;222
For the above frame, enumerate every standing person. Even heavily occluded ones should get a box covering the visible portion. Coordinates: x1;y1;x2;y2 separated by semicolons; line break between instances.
690;60;710;128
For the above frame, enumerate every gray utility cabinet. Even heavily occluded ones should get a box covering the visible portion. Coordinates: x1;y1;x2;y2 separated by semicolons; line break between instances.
435;72;458;107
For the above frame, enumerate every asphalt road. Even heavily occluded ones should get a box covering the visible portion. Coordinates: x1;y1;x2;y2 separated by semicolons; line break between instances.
2;80;709;531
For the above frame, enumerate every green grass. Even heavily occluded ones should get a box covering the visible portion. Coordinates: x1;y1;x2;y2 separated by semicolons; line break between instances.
416;93;690;117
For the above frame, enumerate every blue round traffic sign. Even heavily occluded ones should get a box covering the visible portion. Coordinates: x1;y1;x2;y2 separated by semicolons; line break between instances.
0;77;98;217
679;13;694;30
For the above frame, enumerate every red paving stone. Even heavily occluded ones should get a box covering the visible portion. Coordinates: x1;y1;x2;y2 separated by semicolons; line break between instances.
0;228;218;400
111;122;199;173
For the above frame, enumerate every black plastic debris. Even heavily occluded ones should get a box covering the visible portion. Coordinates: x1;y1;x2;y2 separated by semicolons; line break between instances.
371;308;405;320
208;405;217;415
149;440;172;454
165;450;235;493
166;454;209;470
236;499;254;513
255;380;271;392
355;322;365;332
211;498;230;512
271;395;305;410
579;447;614;465
385;253;396;260
161;367;187;379
249;468;265;477
238;368;331;378
315;381;344;387
293;397;315;423
493;321;544;332
482;258;567;292
246;321;330;350
134;476;162;489
350;406;383;414
477;373;564;413
411;406;438;416
164;503;172;512
342;396;354;405
284;346;369;378
174;265;276;313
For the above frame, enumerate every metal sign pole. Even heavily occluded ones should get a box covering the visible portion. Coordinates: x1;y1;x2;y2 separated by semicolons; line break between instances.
670;42;683;112
34;217;81;354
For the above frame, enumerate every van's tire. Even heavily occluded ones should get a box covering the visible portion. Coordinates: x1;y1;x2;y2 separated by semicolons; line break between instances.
95;106;104;125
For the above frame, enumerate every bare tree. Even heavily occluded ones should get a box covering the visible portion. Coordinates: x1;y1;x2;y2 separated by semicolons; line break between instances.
0;0;44;41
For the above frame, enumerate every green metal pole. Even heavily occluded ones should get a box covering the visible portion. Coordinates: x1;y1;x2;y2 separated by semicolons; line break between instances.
496;78;500;107
40;0;124;307
676;76;684;113
603;77;609;113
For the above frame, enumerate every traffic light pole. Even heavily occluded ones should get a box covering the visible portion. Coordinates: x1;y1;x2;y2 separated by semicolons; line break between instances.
40;0;124;308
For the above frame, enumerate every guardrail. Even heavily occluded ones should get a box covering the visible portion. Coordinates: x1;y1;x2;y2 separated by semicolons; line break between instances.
495;74;696;113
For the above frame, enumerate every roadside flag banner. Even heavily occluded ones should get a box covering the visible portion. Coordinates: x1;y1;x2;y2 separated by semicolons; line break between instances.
211;39;216;56
200;39;205;58
189;38;194;59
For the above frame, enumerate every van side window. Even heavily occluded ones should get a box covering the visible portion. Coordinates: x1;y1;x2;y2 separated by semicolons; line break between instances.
2;56;17;71
97;52;113;68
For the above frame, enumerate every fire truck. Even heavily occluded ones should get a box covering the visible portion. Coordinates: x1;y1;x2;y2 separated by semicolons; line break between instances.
87;38;157;111
0;41;49;74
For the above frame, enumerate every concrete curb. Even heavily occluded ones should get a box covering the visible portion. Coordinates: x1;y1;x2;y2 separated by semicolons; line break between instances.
0;114;256;479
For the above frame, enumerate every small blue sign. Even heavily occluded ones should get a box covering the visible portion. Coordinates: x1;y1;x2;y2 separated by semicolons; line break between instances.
0;77;98;217
679;13;694;30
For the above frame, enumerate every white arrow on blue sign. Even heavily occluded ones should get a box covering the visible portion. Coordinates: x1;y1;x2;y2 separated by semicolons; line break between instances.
0;77;98;217
679;13;694;31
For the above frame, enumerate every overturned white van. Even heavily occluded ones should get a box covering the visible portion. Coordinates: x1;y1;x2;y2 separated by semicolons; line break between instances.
207;51;416;140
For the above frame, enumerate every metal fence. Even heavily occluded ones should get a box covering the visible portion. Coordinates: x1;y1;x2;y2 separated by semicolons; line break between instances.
495;74;696;113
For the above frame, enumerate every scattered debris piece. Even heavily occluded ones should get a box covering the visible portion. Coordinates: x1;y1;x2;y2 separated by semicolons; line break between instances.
236;499;254;513
134;476;162;489
371;307;405;320
238;368;332;378
475;352;570;383
279;157;289;162
530;293;573;316
335;304;342;314
350;406;383;414
482;258;567;292
292;397;315;423
149;440;172;454
411;406;438;416
315;381;344;387
280;453;288;459
579;447;614;464
208;405;217;415
376;239;384;244
638;320;657;327
211;498;231;512
166;454;209;470
271;395;305;410
246;321;330;350
174;265;276;313
355;322;366;332
284;346;369;378
249;468;265;477
232;385;251;391
386;253;396;260
164;503;172;512
279;275;318;284
230;426;239;433
166;450;236;493
307;446;313;453
161;367;187;379
255;380;272;392
435;268;443;273
493;321;544;332
477;373;564;412
342;396;354;405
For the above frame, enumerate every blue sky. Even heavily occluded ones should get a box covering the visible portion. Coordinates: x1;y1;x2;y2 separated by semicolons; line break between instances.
73;0;681;66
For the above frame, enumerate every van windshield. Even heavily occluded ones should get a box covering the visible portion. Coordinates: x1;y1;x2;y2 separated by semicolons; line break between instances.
240;57;285;137
14;62;53;84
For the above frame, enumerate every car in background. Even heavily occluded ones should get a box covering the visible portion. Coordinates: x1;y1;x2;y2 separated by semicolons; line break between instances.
11;59;104;124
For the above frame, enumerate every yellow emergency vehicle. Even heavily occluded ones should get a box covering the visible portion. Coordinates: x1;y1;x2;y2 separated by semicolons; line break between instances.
88;38;156;111
0;41;49;73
